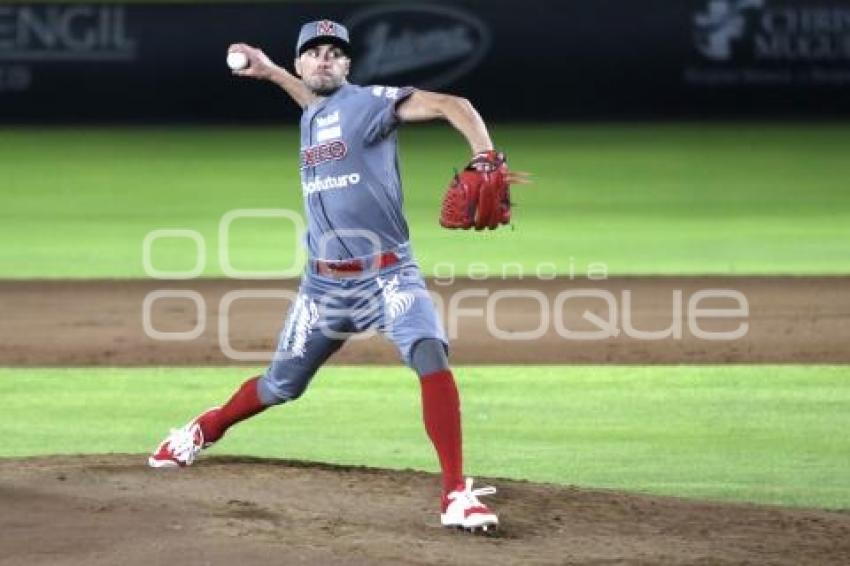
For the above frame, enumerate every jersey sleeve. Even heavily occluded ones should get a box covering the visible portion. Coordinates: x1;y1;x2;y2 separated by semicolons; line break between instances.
363;85;416;144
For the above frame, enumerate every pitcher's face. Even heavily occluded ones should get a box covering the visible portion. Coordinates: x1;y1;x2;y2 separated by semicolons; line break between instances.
296;43;350;96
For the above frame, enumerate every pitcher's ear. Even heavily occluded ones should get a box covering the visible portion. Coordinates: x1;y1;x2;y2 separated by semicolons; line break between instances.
294;57;302;77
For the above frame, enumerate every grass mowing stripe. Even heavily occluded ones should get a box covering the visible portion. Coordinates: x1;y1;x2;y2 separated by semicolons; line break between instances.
0;365;848;509
2;124;850;277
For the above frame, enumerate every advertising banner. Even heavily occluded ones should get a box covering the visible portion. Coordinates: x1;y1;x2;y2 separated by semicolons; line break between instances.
1;1;849;122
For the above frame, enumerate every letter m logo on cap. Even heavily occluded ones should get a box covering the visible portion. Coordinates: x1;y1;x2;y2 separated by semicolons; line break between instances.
317;20;336;36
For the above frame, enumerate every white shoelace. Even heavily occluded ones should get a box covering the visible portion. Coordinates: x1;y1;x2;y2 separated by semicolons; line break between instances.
165;424;202;465
453;477;497;508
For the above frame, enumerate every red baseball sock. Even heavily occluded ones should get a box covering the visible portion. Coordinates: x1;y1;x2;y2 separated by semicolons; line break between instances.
420;369;464;497
198;376;267;444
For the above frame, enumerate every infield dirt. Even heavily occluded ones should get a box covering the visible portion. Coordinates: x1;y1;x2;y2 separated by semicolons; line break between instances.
2;276;849;565
1;276;848;365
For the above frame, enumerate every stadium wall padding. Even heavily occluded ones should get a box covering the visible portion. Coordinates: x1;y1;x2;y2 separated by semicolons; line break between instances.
2;0;850;122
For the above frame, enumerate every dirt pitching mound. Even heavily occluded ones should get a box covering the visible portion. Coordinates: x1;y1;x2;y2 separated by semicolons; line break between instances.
1;455;848;565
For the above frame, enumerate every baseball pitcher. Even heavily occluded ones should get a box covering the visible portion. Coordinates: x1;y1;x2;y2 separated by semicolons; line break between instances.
149;19;525;532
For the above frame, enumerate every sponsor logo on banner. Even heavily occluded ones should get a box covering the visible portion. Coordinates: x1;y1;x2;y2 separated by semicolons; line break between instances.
694;0;764;61
0;4;136;62
686;0;850;85
0;4;137;94
345;5;491;89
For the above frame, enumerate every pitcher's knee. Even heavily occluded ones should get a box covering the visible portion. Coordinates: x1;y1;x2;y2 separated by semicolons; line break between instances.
259;365;314;404
410;337;450;378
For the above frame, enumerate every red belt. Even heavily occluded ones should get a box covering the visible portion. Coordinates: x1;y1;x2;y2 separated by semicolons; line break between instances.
314;251;400;278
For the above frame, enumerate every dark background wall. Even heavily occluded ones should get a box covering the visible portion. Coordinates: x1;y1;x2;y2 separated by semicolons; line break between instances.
2;0;850;122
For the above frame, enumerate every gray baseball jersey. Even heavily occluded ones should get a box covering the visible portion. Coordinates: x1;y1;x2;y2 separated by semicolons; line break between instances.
299;83;415;259
259;83;449;400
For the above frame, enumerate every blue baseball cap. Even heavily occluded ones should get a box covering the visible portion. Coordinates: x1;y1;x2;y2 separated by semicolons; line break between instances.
296;20;351;57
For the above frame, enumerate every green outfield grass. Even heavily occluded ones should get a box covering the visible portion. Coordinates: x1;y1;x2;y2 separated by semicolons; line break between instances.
1;365;848;509
1;124;849;278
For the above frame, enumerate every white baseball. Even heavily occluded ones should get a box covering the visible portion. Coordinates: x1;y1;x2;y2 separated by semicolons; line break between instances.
227;51;249;71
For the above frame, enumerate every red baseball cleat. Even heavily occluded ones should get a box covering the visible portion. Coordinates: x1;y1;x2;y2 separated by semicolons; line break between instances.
440;477;499;532
147;407;219;468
